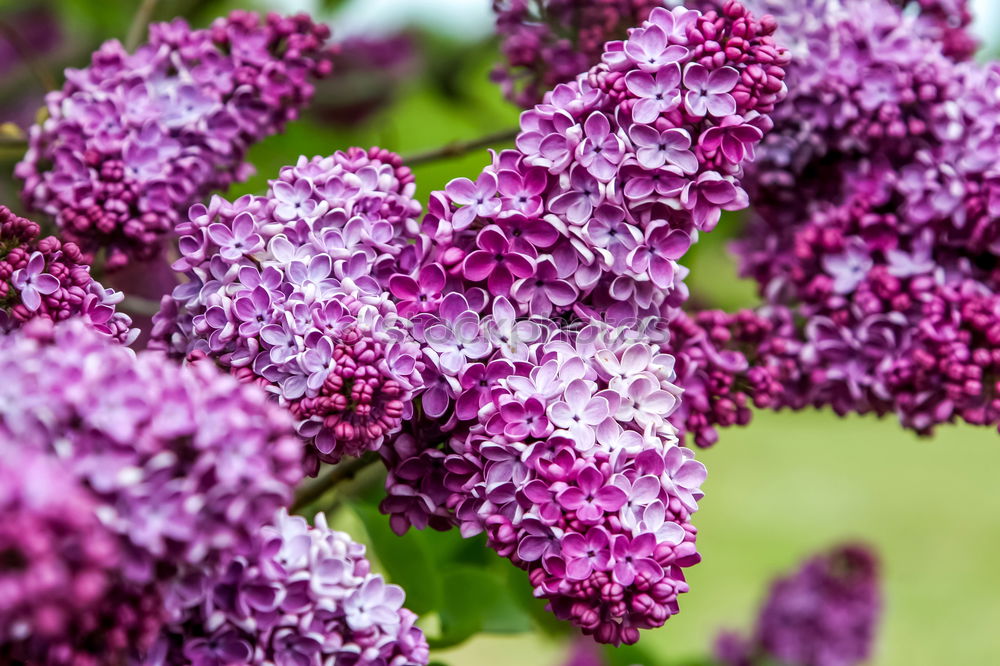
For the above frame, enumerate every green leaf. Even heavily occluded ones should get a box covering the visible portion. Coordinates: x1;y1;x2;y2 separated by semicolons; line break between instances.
351;503;442;615
428;565;535;649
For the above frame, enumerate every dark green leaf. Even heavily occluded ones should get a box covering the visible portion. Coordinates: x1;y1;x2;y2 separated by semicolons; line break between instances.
351;503;442;615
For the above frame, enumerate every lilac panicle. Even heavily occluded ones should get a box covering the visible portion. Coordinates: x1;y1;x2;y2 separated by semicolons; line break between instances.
0;445;148;665
145;510;429;666
715;544;882;666
709;0;1000;437
380;2;788;644
152;147;424;473
0;205;136;342
16;11;335;270
0;318;303;659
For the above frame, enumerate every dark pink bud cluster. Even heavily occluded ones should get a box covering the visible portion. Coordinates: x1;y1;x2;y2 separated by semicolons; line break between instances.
0;205;136;342
16;11;335;270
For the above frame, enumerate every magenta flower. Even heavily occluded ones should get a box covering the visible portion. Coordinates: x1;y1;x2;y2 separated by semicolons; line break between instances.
681;172;745;231
549;165;604;225
207;212;263;261
577;112;625;181
701;119;764;164
488;396;551;440
683;63;739;118
497;166;548;217
611;533;663;586
627;225;692;289
561;527;613;580
11;251;59;311
462;225;536;294
629;125;697;173
446;171;502;231
389;263;446;317
558;466;628;523
626;65;683;123
511;257;578;317
548;379;613;450
624;24;689;72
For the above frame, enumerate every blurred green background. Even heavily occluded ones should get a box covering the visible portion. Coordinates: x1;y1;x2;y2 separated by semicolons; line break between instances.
1;1;998;664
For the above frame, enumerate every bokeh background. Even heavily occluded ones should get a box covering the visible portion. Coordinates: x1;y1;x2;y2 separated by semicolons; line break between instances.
1;1;998;664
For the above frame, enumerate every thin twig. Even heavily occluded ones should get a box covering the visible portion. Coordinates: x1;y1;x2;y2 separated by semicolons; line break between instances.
125;0;160;51
291;453;380;514
0;20;57;91
0;134;28;157
402;128;519;167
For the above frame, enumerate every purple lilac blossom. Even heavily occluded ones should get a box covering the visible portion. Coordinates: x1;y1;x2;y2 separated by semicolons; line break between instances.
16;11;334;270
0;205;136;342
717;0;1000;436
379;3;789;644
491;0;663;108
151;147;425;473
0;318;304;658
144;510;429;666
0;445;149;665
715;544;881;666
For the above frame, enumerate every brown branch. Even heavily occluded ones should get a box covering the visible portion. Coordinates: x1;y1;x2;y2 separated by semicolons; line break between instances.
291;453;380;514
402;127;519;167
126;0;160;51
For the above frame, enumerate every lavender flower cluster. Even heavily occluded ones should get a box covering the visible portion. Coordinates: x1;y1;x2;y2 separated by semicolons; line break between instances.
382;322;705;646
152;147;425;473
378;2;789;643
0;319;303;662
727;0;1000;435
715;544;882;666
147;510;429;666
0;205;135;342
0;446;133;665
491;0;663;107
16;11;334;270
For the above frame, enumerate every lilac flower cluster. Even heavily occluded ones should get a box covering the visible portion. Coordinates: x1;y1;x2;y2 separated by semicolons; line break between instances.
146;510;429;666
424;2;789;324
379;4;789;643
715;544;882;666
891;0;976;60
0;319;303;661
16;11;334;270
0;205;136;342
152;147;424;473
382;322;704;646
729;0;1000;434
491;0;662;107
667;307;792;447
0;446;132;665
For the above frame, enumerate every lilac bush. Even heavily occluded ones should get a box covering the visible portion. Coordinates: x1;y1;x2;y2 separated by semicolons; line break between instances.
0;318;303;660
147;510;429;666
152;147;424;473
16;11;334;269
715;544;882;666
0;205;136;341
